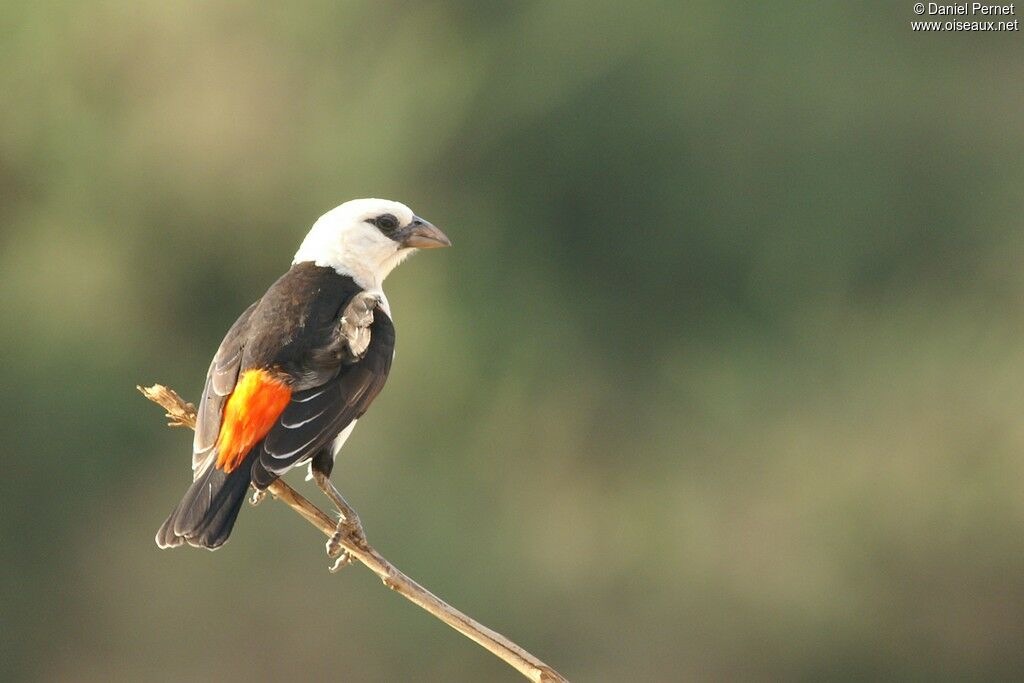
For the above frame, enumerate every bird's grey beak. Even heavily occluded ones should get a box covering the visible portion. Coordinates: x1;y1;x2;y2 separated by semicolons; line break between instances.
399;217;451;249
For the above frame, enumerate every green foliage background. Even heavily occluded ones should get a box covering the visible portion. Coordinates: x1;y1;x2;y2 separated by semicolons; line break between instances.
1;2;1022;680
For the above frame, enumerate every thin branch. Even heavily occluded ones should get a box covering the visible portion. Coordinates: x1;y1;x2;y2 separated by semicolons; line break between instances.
139;383;567;683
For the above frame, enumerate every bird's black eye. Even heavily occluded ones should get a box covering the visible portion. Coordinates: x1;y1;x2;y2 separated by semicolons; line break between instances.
372;213;399;232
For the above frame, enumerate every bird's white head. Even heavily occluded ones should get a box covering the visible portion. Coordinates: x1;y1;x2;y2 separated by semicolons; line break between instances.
293;198;451;290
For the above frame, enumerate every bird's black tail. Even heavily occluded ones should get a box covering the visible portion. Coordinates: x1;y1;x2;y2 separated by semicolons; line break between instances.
155;453;255;550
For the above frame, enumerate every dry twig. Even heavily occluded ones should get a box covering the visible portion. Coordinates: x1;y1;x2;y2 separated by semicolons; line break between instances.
139;383;567;683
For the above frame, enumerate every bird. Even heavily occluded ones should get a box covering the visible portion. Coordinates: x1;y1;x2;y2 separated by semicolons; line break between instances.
155;198;451;557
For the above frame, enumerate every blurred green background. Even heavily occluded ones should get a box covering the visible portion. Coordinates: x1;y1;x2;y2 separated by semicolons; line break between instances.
2;2;1022;681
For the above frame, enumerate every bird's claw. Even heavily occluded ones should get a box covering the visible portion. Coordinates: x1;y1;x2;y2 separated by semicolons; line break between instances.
313;469;367;572
325;517;367;572
327;532;350;572
248;489;266;506
328;550;354;573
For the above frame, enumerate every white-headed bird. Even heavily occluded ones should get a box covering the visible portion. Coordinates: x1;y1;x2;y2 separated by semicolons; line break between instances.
156;198;450;554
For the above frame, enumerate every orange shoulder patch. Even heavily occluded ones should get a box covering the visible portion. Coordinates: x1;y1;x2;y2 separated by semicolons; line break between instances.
215;369;292;473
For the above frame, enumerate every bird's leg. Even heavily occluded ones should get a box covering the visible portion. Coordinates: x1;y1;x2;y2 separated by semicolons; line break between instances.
248;486;267;506
312;470;367;572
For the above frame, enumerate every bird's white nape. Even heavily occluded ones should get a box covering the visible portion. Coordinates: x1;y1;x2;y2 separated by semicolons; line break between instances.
292;198;419;291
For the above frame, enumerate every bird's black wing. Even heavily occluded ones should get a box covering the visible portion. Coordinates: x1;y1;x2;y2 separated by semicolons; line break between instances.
251;303;395;488
191;301;258;477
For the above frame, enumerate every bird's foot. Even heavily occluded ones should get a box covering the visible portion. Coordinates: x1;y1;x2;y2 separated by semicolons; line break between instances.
325;513;367;572
248;488;267;506
311;470;367;572
328;547;354;573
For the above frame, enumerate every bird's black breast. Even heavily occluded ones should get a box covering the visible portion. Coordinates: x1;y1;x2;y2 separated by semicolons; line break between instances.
241;262;367;373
